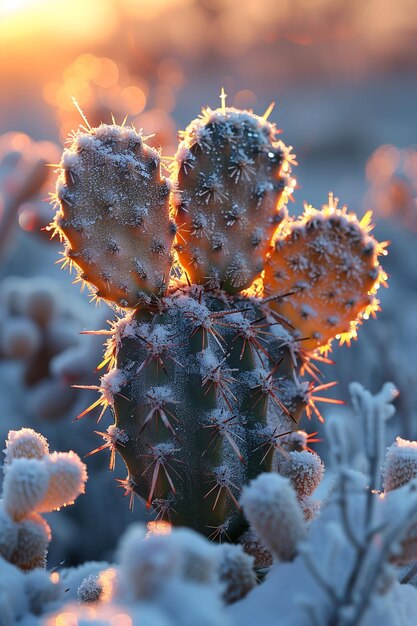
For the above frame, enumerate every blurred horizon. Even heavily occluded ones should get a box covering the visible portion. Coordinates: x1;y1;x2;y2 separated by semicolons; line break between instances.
1;0;416;216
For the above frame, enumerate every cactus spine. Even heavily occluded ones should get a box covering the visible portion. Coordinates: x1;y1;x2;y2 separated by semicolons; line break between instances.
52;97;385;541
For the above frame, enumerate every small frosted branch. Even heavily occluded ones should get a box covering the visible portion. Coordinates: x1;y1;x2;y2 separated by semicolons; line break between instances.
349;382;398;491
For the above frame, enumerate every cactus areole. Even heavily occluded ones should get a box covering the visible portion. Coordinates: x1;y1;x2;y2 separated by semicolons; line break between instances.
52;98;387;541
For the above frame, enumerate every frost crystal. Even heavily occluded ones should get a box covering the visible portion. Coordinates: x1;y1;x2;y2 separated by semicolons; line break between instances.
77;574;103;604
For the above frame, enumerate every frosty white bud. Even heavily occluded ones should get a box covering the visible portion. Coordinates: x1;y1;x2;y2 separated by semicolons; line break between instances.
277;450;324;498
384;438;417;492
240;473;306;561
218;543;256;604
11;513;51;570
3;458;49;520
168;527;218;584
117;524;179;600
4;428;49;463
36;451;87;513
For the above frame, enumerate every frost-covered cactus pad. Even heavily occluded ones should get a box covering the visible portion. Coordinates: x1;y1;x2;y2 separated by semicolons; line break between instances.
52;99;386;540
53;124;174;307
172;107;294;292
264;195;388;350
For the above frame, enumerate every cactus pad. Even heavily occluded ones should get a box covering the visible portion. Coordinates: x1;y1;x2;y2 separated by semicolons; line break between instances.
53;124;174;308
172;106;295;293
263;195;387;350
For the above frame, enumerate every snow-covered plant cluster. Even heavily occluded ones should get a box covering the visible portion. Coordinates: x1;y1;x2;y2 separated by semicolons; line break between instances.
0;132;59;262
0;428;86;573
3;384;417;626
0;277;137;567
233;383;417;626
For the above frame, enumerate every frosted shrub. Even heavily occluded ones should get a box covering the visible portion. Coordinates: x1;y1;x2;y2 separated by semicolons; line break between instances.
231;383;417;626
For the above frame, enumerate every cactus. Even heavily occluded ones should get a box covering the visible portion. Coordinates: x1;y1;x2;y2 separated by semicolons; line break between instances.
0;428;87;570
51;96;385;541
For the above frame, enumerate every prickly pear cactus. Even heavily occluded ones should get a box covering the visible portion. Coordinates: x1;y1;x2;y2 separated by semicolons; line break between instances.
51;98;386;541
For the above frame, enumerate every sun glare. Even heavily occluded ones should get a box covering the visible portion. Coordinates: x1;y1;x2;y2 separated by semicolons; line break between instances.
0;0;45;15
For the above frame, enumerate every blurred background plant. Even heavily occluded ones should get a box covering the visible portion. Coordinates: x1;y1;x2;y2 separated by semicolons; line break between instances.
0;0;416;567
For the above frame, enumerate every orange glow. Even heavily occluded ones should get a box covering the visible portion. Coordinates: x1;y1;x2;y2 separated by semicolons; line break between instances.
55;613;78;626
120;86;147;116
97;567;117;603
0;0;115;36
234;89;257;109
147;520;172;536
110;614;133;626
50;571;60;584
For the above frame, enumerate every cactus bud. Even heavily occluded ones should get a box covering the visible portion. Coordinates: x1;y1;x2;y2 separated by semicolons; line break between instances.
384;438;417;492
240;473;306;561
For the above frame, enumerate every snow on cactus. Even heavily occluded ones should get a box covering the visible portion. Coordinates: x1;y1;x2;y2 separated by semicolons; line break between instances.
263;194;388;351
384;437;417;492
276;449;324;498
217;543;257;604
172;98;295;292
77;573;103;604
52;123;174;308
51;94;387;541
0;427;87;570
240;473;306;561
